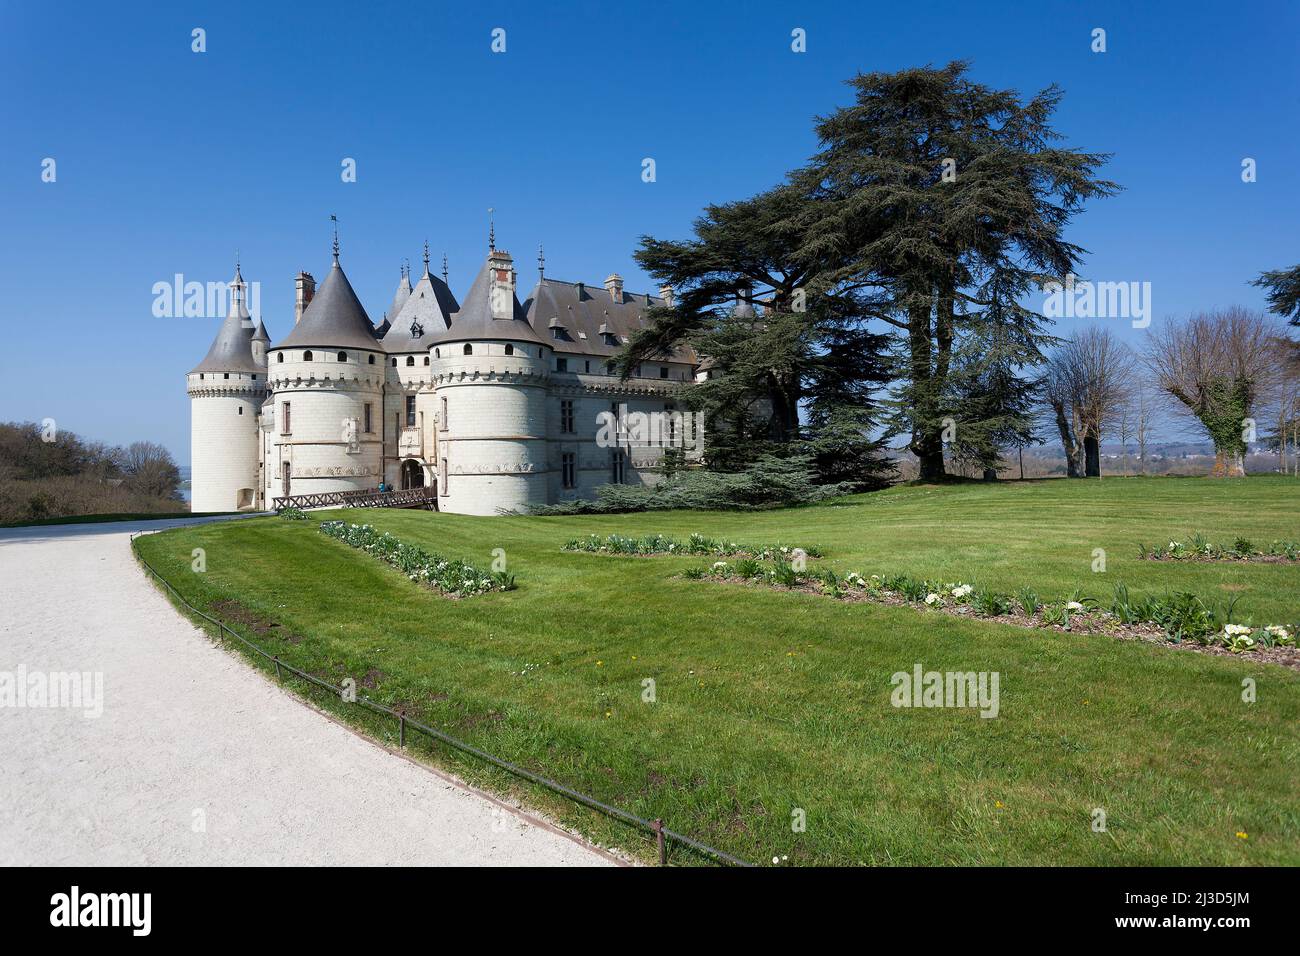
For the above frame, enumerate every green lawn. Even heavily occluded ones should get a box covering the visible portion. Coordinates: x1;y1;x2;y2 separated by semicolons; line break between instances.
134;475;1300;865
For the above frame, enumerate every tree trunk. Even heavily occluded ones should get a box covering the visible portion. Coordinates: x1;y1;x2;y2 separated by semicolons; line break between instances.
1209;446;1245;477
916;448;946;481
1084;436;1100;477
1051;400;1081;478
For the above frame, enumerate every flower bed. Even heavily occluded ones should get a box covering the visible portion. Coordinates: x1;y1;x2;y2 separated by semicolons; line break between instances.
1139;534;1300;562
563;532;822;559
686;560;1299;669
320;521;514;597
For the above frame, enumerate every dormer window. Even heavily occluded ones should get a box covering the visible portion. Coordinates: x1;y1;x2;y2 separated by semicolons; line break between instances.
406;356;415;367
463;344;473;356
504;344;514;356
303;350;313;361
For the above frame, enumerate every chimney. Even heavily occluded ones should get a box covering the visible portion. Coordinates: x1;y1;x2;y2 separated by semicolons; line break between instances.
488;249;515;319
658;284;674;307
294;272;316;324
605;273;624;304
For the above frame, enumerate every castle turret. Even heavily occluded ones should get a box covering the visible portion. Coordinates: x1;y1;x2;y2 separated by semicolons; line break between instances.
187;263;267;512
267;247;385;503
428;247;550;515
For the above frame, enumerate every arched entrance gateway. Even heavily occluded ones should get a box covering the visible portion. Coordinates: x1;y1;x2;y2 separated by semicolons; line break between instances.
400;459;424;490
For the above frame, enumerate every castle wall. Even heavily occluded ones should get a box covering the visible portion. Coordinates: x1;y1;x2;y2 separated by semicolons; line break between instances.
187;372;265;512
431;340;549;515
265;348;384;502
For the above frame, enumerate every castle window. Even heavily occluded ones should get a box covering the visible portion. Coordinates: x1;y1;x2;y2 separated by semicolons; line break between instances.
199;374;204;380
238;406;243;415
560;399;575;434
277;352;284;363
406;395;416;427
585;361;590;373
504;343;514;356
556;357;568;373
463;343;473;356
406;356;415;367
337;351;348;362
562;453;576;489
610;449;626;484
223;373;229;379
364;402;372;433
303;351;313;361
440;457;448;495
368;354;375;365
660;366;669;379
666;403;676;445
423;356;430;366
440;396;448;431
606;361;616;375
281;401;291;434
391;357;397;367
435;348;440;358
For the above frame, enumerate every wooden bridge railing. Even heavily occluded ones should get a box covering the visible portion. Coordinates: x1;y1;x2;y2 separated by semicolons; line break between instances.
272;485;435;512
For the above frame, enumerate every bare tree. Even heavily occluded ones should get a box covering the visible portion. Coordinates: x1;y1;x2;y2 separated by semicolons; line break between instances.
1132;380;1153;475
1143;307;1279;477
121;441;182;500
1041;328;1135;477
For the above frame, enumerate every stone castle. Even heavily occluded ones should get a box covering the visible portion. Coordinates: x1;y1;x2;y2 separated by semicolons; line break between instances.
187;237;713;515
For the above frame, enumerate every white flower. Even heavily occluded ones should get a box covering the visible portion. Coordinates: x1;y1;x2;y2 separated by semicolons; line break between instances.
1065;601;1084;612
712;561;728;570
925;593;940;606
951;584;972;599
1224;623;1253;637
1264;625;1291;640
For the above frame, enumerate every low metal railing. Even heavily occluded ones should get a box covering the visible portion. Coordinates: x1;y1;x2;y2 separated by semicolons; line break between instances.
129;532;749;867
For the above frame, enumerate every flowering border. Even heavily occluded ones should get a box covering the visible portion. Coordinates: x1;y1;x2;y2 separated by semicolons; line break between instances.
320;521;514;597
1140;534;1300;562
563;532;822;560
686;562;1299;669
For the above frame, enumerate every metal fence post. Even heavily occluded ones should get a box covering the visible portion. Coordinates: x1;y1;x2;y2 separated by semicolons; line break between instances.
653;818;666;865
274;656;282;681
399;712;406;749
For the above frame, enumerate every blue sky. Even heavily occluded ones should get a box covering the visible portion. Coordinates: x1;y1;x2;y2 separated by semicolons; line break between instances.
1;0;1297;462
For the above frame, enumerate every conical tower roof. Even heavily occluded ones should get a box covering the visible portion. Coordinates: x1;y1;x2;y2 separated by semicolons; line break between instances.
430;253;545;346
190;266;261;374
273;257;378;351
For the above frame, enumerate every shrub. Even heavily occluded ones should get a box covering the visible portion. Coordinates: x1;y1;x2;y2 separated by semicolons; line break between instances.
530;454;851;515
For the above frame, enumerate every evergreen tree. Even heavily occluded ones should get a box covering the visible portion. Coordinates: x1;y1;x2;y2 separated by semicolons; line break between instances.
624;184;894;487
1252;264;1300;324
795;62;1117;480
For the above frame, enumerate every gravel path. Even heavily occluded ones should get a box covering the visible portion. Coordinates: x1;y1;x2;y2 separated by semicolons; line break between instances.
0;517;614;866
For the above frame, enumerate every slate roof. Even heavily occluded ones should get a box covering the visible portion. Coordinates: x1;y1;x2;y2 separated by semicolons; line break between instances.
273;259;382;352
430;257;546;346
380;268;460;352
190;270;262;374
521;278;698;364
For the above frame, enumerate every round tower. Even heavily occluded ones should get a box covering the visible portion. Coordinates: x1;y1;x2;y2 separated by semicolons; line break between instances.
266;248;385;503
187;264;267;512
429;248;551;515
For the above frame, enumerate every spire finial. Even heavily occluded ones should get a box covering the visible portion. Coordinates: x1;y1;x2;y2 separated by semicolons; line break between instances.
234;250;242;284
488;207;495;251
423;239;430;275
442;252;448;285
330;214;340;263
538;242;545;280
